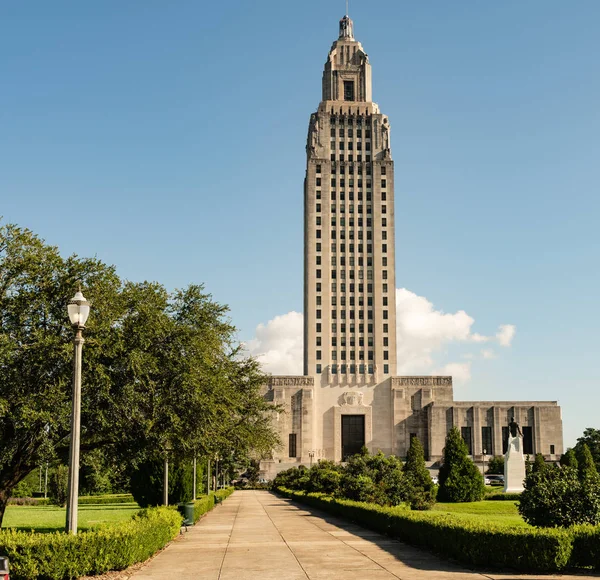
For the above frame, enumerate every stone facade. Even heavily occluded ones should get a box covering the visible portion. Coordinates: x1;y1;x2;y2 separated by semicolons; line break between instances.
260;15;563;479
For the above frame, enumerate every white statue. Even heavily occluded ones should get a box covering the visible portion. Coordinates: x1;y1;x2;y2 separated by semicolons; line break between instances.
503;417;526;493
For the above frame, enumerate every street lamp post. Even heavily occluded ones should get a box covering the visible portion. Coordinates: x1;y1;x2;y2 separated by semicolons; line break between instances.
482;448;487;476
308;450;315;467
192;455;197;500
65;288;91;535
163;440;172;506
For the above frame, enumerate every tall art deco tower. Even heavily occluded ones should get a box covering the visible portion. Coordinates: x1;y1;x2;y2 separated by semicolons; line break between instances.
304;14;397;383
259;14;563;476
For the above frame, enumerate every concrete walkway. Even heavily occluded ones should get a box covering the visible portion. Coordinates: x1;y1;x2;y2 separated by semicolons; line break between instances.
132;490;600;580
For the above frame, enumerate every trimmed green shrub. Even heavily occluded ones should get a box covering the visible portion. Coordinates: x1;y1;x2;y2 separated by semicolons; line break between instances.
403;437;436;510
339;451;408;506
571;525;600;569
438;427;485;503
78;494;136;505
271;465;310;491
306;460;342;495
576;443;599;481
484;491;521;501
277;488;574;573
560;448;578;469
0;506;181;579
518;464;600;527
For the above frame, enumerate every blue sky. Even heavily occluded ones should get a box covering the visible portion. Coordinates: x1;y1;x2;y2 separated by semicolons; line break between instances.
1;1;598;449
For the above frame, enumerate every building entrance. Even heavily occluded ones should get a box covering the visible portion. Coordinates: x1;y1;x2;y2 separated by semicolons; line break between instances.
342;415;365;461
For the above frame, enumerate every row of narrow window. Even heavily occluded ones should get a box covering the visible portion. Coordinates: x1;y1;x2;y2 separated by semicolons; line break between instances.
315;364;391;375
314;270;389;280
331;141;372;152
316;243;388;253
316;350;391;361
328;282;389;293
317;296;389;306
315;309;389;320
331;154;370;162
329;116;368;126
329;128;372;138
314;322;390;335
316;191;386;202
317;336;390;347
316;216;388;227
316;178;386;188
316;256;388;267
316;164;386;176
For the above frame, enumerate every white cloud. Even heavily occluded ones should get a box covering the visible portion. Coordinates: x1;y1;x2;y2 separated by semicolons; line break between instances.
481;349;497;360
432;362;472;384
496;324;516;347
245;311;303;375
246;289;516;384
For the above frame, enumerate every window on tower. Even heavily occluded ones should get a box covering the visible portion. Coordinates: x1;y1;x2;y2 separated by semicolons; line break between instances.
344;80;355;101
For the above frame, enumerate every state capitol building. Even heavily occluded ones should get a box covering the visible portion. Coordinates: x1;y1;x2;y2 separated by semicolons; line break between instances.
261;14;563;477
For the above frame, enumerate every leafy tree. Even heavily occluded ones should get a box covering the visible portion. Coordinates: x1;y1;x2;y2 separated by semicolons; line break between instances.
403;437;436;510
0;223;279;526
559;448;578;470
437;427;485;503
575;428;600;472
518;464;600;527
129;457;193;507
485;455;504;475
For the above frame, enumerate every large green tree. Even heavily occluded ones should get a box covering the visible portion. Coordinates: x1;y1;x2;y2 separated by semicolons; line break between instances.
437;427;485;503
575;428;600;472
0;223;278;525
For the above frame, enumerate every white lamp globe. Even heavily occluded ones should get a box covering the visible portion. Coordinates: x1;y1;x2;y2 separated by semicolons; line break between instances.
67;289;91;327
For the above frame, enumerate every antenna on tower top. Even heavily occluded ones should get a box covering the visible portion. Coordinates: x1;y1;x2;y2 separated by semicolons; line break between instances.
346;0;349;16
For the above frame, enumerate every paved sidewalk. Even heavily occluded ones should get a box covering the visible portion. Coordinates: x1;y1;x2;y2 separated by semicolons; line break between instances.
132;490;600;580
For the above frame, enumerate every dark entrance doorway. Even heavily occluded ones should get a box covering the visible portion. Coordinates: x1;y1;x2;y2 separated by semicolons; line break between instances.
342;415;365;461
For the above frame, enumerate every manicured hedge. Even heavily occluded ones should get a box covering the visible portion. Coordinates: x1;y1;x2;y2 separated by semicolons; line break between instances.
277;488;574;573
78;494;136;505
571;525;600;569
484;491;522;501
192;488;234;523
9;494;136;507
0;506;181;580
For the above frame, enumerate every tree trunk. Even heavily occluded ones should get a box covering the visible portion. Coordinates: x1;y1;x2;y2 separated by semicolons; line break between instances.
0;488;10;528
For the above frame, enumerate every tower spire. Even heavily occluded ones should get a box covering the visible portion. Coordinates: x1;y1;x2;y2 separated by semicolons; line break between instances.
339;13;354;39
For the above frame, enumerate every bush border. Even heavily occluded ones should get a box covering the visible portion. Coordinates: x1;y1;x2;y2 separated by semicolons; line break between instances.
276;487;576;573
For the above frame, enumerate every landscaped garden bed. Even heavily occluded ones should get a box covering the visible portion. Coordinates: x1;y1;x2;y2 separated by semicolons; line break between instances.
0;489;234;579
276;487;599;573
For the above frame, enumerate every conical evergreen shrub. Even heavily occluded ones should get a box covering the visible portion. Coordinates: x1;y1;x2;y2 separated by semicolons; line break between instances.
437;427;485;502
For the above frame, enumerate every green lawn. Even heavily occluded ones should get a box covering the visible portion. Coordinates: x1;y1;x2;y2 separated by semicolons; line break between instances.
2;502;141;533
431;500;528;527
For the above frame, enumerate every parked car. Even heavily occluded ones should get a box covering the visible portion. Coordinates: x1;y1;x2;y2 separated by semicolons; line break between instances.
0;556;8;579
485;474;504;486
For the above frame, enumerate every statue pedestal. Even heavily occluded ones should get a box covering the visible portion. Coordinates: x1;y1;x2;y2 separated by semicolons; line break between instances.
503;435;526;493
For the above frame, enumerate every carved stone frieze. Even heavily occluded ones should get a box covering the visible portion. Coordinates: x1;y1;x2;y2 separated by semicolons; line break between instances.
391;376;452;387
269;376;315;387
